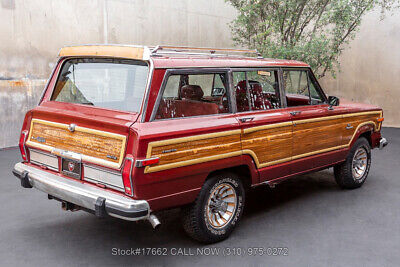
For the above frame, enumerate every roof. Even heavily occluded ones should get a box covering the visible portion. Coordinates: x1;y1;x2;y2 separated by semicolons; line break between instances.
58;45;309;68
58;45;148;60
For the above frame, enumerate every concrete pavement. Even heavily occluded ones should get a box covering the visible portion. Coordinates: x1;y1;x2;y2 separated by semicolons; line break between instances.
0;127;399;267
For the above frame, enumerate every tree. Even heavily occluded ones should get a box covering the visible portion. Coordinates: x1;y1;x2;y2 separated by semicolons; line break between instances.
227;0;399;78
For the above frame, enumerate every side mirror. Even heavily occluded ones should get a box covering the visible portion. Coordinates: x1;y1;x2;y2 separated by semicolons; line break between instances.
328;96;339;109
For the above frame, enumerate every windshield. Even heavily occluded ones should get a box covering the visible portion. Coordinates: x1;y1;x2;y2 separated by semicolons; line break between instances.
51;58;149;113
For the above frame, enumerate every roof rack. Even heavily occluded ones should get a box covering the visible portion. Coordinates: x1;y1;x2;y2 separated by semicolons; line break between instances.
150;45;262;58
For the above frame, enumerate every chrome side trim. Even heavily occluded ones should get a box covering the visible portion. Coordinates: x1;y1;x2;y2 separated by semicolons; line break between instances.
140;57;155;123
13;162;149;221
135;157;159;168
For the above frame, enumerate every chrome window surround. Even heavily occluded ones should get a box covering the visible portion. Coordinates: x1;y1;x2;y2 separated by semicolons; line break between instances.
149;68;232;122
140;58;154;122
29;149;59;171
83;164;124;192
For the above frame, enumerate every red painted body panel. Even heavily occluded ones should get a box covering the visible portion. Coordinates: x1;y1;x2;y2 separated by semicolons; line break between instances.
135;155;252;211
18;55;384;213
259;149;348;186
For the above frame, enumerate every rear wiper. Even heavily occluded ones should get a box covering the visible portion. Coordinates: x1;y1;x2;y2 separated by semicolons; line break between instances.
81;102;94;106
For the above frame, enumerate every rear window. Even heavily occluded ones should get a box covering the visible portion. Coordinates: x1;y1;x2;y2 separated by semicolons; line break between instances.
51;58;148;112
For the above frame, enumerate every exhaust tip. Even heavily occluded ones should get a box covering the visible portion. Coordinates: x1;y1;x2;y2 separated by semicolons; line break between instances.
147;214;161;229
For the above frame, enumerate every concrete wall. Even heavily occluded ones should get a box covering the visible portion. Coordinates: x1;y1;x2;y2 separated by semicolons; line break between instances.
0;0;237;148
0;1;399;148
319;9;400;127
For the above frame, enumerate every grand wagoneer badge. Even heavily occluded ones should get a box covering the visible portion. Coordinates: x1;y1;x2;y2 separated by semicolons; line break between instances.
31;136;46;143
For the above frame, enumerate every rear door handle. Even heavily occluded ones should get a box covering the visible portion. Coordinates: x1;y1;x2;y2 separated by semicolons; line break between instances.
290;111;302;116
239;117;254;123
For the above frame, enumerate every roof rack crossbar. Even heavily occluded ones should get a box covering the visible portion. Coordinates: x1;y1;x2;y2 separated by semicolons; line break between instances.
150;45;261;57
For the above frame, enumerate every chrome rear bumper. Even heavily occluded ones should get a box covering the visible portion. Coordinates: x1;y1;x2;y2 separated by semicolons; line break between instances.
379;137;388;150
12;162;149;221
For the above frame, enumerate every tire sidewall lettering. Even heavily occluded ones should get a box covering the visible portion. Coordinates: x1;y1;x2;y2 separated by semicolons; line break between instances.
203;177;243;236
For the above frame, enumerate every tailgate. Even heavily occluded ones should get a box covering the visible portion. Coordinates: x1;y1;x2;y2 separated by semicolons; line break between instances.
27;118;127;169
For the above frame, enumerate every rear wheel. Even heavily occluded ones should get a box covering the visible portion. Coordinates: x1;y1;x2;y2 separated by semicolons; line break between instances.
334;137;371;189
181;172;245;243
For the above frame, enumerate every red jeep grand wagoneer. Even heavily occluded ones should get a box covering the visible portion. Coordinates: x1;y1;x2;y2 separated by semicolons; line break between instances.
13;45;388;243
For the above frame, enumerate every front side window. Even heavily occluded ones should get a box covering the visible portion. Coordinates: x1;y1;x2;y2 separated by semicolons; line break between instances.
283;70;324;107
155;73;229;120
233;70;281;112
51;58;148;112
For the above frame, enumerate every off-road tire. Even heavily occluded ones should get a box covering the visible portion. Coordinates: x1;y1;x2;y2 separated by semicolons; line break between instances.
334;137;371;189
181;172;245;243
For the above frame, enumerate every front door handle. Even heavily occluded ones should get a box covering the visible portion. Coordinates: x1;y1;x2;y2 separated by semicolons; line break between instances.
290;111;302;116
239;117;254;123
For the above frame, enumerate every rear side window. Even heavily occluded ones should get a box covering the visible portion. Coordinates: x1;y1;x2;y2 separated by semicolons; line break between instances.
155;73;230;120
51;58;148;112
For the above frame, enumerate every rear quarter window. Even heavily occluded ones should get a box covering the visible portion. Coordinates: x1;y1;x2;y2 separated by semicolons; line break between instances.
154;72;230;120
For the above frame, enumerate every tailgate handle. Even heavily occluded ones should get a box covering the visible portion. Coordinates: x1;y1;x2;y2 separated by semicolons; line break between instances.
239;117;254;123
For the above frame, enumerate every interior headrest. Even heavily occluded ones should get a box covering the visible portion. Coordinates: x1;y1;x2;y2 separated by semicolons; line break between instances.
180;85;204;101
249;80;263;95
236;80;247;95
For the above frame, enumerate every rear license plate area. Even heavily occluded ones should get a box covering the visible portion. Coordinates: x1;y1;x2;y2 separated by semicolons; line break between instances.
61;158;81;179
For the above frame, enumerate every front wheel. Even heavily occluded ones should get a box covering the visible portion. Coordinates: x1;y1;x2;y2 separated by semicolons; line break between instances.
334;137;371;189
181;172;245;243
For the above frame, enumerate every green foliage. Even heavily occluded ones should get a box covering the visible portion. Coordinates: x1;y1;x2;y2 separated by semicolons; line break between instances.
227;0;399;78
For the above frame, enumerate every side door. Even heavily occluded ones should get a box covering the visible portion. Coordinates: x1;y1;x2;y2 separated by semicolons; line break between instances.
232;69;293;183
281;68;347;173
137;69;244;206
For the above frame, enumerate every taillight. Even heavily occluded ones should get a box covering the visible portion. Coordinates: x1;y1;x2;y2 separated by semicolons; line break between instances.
122;156;134;196
19;130;29;162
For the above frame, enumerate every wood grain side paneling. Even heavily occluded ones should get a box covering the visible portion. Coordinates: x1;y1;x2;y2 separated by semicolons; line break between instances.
145;130;242;173
242;124;292;167
26;119;126;168
293;111;382;159
293;117;343;157
144;111;382;173
341;113;381;145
